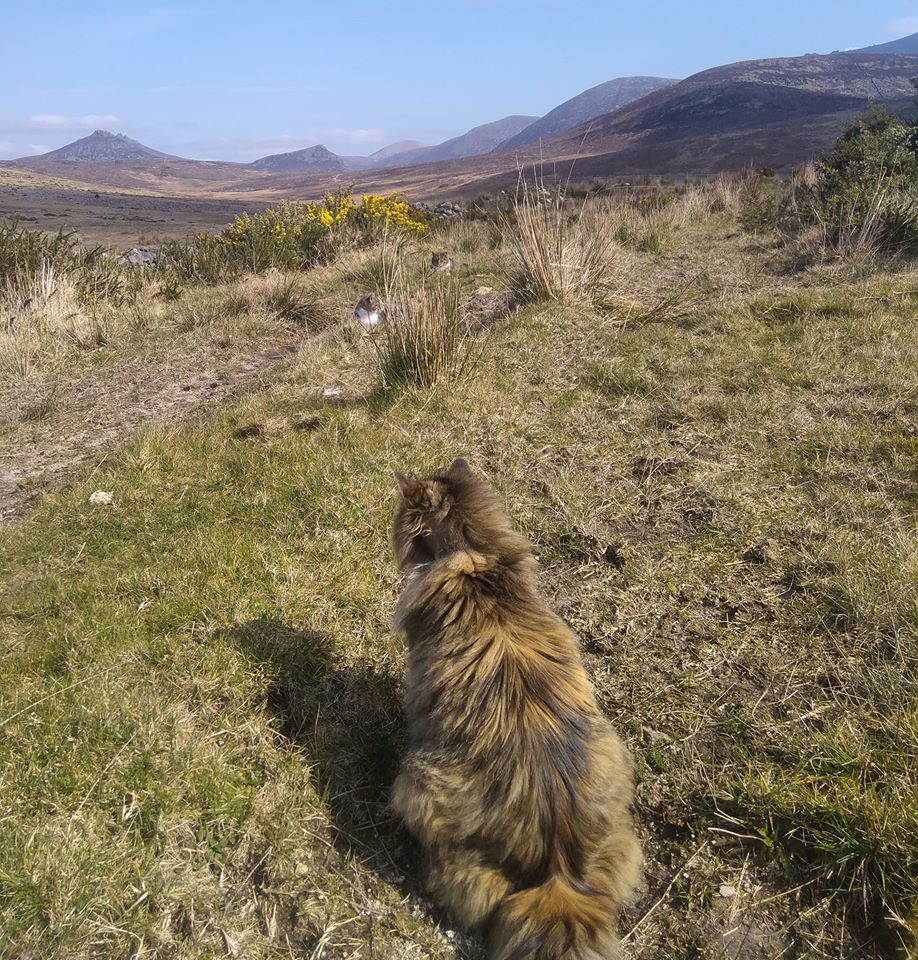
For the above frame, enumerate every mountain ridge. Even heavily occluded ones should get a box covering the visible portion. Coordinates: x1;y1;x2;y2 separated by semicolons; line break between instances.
849;30;918;56
526;52;918;177
249;143;345;173
497;77;678;151
8;40;918;196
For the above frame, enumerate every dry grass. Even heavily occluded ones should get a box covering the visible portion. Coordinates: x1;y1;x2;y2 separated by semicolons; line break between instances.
0;266;114;377
361;241;476;391
1;190;917;959
435;217;502;255
0;268;337;381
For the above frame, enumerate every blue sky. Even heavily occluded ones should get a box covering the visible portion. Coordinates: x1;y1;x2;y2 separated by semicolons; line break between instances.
1;1;917;162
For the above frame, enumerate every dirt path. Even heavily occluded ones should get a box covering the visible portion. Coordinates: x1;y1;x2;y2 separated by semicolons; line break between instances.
0;332;308;523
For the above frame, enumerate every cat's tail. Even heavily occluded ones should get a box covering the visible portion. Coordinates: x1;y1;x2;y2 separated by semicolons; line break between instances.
488;875;622;960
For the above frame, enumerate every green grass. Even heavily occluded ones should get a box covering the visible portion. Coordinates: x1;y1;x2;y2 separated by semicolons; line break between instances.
1;195;917;958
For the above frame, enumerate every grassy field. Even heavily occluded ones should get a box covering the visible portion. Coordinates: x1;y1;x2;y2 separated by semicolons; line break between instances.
1;185;916;959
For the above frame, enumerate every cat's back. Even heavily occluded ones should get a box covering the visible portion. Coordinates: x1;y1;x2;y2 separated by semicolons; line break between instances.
402;555;601;752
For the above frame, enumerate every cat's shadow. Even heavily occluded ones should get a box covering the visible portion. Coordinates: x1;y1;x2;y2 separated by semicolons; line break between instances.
223;616;485;958
223;616;409;880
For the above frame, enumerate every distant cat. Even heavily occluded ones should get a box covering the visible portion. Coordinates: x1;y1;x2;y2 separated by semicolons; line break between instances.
354;293;384;327
391;459;641;960
430;251;453;272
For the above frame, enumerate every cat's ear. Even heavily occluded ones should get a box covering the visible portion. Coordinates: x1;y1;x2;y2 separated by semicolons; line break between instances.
449;458;471;476
395;472;420;498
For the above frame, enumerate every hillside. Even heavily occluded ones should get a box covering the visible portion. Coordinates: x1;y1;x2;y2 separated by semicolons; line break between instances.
852;30;918;55
24;130;176;163
377;116;538;167
498;76;678;150
9;130;265;195
5;51;918;204
534;53;918;174
367;140;428;163
310;51;918;191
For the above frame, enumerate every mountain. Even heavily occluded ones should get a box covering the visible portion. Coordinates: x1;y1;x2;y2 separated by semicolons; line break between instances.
850;31;918;55
23;130;174;162
339;141;430;172
498;77;678;150
8;47;918;199
250;139;436;173
249;144;345;173
376;116;538;168
249;126;521;175
532;53;918;175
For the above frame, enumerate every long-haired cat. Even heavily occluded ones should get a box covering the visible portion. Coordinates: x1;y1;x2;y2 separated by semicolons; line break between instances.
390;459;641;960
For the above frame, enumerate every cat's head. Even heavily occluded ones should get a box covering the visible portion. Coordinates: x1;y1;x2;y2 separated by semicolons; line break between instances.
391;458;476;573
391;459;531;575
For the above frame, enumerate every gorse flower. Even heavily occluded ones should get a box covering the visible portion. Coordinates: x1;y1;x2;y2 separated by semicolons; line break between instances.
358;193;428;232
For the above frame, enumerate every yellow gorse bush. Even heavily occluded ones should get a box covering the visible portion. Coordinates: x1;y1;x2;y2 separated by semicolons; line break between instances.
358;193;428;233
305;190;354;228
220;191;426;246
199;191;427;274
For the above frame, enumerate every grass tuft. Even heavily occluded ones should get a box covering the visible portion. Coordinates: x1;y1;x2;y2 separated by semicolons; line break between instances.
503;174;619;305
372;256;473;391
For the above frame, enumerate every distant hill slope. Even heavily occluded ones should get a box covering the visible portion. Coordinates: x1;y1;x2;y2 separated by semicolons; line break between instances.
536;53;918;174
341;142;430;172
498;77;678;150
851;31;918;55
20;130;176;163
368;140;427;162
249;144;345;173
377;116;538;168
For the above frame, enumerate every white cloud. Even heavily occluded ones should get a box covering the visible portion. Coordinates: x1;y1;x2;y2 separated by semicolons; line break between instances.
889;16;918;36
27;144;51;154
29;114;122;131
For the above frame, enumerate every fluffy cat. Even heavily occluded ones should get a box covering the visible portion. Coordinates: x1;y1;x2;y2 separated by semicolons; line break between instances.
390;459;641;960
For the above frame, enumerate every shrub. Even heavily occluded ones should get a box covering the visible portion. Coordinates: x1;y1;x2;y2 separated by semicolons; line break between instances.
812;107;918;258
0;220;138;377
0;220;78;298
163;192;428;283
760;107;918;262
354;193;428;235
0;218;131;306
